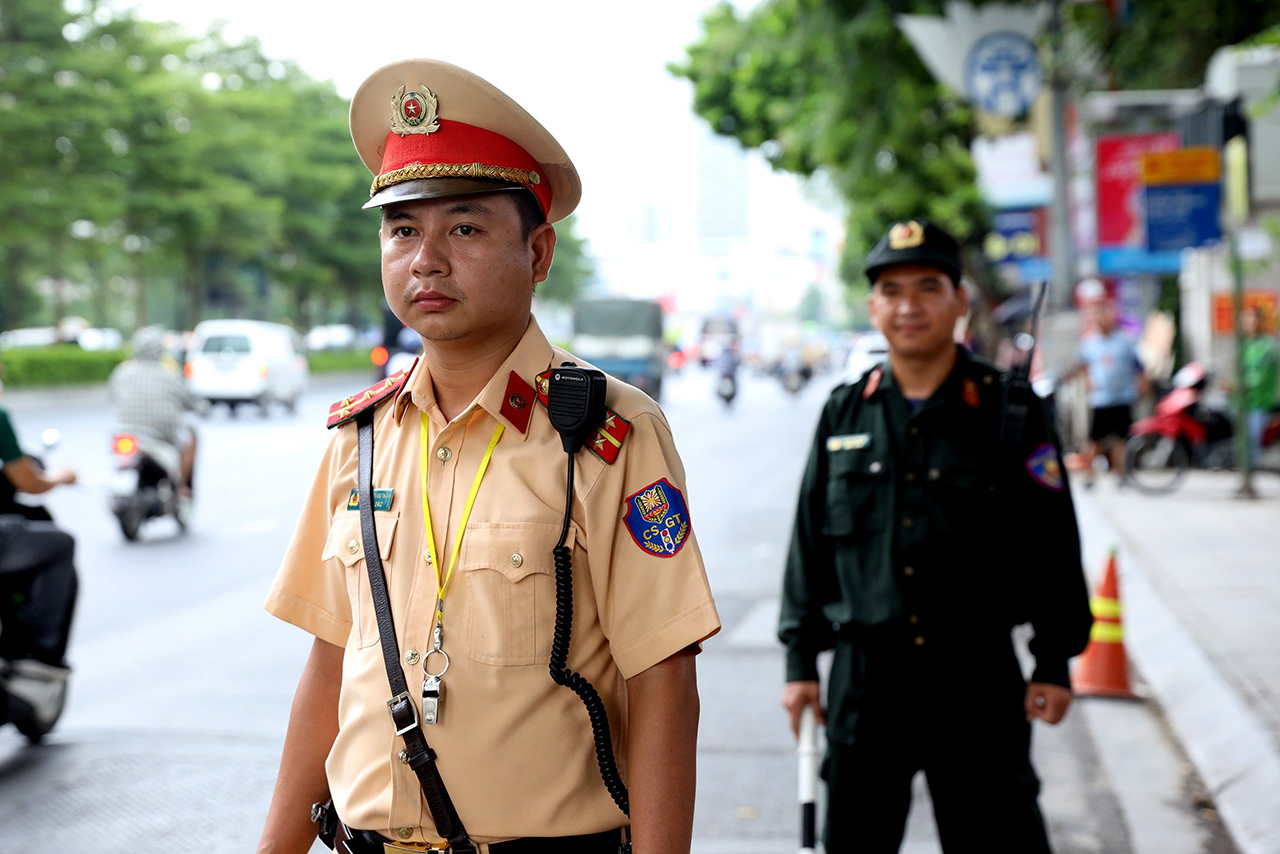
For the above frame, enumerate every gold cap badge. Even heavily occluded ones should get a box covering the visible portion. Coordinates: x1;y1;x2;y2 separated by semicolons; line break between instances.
390;85;440;136
888;221;925;250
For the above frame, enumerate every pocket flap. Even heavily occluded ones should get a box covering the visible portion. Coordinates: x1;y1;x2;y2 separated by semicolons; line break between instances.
459;521;576;583
322;511;399;566
828;446;888;480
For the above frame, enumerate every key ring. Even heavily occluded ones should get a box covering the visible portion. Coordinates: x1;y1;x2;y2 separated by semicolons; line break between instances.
423;647;450;680
423;622;450;679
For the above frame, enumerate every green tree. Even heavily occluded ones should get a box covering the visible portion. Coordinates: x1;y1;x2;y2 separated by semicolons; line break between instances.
672;0;990;291
539;214;595;304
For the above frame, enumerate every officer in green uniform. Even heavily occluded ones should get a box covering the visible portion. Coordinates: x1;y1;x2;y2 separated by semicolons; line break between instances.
778;221;1093;853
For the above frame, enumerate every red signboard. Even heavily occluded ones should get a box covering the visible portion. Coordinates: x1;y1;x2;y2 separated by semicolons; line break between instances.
1213;291;1279;335
1096;132;1180;248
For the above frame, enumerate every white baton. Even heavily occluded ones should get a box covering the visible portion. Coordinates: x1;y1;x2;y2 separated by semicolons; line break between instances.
798;705;821;854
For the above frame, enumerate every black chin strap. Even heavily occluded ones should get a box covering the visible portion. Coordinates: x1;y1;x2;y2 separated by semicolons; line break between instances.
357;410;474;852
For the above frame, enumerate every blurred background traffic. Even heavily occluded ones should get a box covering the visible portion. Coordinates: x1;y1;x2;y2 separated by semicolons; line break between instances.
2;1;1279;852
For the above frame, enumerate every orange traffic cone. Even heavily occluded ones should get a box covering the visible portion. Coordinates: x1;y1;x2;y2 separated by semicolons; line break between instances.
1073;549;1142;699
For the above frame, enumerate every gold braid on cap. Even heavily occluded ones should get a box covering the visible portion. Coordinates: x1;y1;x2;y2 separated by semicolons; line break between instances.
370;162;542;197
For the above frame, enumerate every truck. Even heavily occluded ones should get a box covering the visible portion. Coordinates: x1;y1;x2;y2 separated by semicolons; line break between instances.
571;297;665;401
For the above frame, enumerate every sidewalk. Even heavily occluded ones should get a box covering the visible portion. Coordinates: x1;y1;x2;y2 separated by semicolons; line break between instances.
1073;471;1280;854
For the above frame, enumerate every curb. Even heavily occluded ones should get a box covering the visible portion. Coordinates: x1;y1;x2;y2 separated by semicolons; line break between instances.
1076;490;1280;854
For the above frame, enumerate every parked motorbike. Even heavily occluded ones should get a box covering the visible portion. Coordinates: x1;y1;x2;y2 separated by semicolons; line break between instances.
1124;363;1234;494
108;430;191;540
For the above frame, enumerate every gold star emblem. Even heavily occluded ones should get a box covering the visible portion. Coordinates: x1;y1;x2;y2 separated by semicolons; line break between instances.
603;414;616;430
888;221;925;250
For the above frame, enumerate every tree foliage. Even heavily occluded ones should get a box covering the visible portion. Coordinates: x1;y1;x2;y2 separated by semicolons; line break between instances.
672;0;990;288
539;214;594;305
0;2;597;332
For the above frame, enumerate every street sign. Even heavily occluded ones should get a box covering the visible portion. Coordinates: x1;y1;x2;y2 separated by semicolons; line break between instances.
1145;183;1222;252
1141;147;1223;253
963;31;1042;117
1141;147;1221;185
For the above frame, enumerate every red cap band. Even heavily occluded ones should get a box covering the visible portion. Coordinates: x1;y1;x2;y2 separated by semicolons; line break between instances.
378;120;551;217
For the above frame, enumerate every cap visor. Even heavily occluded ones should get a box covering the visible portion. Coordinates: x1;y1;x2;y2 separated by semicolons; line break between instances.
866;256;962;285
362;177;529;210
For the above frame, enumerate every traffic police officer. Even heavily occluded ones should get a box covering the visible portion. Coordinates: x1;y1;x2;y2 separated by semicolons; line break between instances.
778;221;1092;853
258;60;720;854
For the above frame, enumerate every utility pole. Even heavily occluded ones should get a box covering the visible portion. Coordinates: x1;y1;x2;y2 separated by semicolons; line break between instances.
1048;0;1073;308
1225;135;1256;499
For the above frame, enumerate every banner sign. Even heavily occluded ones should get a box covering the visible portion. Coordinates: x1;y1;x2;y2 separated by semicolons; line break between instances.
1213;291;1279;335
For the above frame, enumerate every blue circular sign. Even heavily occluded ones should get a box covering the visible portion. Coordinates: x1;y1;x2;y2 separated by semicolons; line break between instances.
964;31;1042;118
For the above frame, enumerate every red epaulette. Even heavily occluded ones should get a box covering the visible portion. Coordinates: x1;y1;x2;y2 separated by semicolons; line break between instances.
326;361;416;429
534;369;631;464
862;366;883;399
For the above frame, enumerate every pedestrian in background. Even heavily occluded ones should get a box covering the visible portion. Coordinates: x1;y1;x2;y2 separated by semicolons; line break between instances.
1072;296;1148;486
1240;305;1279;464
778;220;1093;853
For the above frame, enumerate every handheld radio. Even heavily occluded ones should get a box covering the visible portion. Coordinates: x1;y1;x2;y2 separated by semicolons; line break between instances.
545;364;631;822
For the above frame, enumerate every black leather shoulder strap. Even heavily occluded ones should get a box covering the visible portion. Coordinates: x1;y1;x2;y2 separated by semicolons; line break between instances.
356;410;474;852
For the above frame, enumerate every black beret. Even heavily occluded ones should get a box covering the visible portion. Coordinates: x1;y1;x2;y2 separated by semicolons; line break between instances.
864;220;962;286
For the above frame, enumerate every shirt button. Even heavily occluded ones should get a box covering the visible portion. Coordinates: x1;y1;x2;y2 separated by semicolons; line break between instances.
510;552;523;568
905;472;916;482
928;468;940;481
347;539;359;555
909;427;919;437
397;828;414;840
903;566;915;576
868;461;883;474
423;550;433;565
398;750;410;765
902;517;914;528
915;636;925;646
405;649;420;665
436;447;452;462
984;375;994;385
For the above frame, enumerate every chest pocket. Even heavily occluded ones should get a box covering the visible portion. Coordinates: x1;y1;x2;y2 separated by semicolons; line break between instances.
322;510;400;649
924;457;995;537
822;447;889;538
459;521;576;666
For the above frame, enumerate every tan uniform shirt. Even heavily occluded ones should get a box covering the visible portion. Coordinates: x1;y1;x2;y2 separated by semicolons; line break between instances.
265;317;720;844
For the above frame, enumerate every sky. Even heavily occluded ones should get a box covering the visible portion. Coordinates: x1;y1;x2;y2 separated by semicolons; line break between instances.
112;0;843;313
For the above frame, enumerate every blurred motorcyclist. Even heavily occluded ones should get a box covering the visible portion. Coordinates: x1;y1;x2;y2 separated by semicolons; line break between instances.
0;363;78;677
108;326;202;496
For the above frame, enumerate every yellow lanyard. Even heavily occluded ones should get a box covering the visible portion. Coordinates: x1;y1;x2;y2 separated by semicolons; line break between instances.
419;413;504;625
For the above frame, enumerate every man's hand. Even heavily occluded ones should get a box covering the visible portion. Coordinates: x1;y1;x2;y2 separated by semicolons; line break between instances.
53;468;77;486
1024;682;1072;724
782;680;825;739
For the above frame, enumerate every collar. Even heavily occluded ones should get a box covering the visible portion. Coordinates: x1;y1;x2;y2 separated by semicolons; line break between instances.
869;345;974;410
392;316;554;441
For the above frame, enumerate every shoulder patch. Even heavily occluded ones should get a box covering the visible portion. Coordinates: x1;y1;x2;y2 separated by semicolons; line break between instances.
534;369;631;464
862;366;882;399
326;362;415;429
1025;443;1064;491
623;478;692;558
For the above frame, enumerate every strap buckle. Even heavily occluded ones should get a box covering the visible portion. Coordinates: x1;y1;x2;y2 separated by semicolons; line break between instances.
387;690;419;736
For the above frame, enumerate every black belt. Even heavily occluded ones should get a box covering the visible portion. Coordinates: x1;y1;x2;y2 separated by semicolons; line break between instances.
337;825;627;854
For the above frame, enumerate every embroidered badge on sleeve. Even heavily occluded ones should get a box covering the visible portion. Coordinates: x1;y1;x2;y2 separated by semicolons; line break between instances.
624;478;692;558
1025;443;1064;491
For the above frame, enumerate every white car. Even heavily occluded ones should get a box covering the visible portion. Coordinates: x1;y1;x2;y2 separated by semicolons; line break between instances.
185;320;309;415
845;331;889;382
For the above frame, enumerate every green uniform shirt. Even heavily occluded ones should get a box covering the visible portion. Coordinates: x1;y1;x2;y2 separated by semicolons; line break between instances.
0;408;23;464
1242;336;1279;411
778;347;1092;689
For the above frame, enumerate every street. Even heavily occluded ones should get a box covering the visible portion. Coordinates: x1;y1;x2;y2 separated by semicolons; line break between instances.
0;367;1237;853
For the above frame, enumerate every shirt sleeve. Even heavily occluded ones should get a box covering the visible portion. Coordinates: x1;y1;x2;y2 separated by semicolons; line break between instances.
0;410;23;464
1012;400;1094;688
582;411;720;680
264;429;354;648
777;406;840;682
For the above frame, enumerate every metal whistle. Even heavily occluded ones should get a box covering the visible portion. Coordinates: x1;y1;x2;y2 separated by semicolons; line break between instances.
421;673;442;725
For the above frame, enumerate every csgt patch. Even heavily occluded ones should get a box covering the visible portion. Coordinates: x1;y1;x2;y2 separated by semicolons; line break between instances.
1025;443;1064;492
624;478;692;558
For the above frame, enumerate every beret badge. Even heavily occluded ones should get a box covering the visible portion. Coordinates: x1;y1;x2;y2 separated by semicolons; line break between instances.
391;85;440;136
888;221;925;250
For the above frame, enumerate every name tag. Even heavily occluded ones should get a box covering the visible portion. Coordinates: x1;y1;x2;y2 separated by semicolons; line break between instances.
347;488;394;512
827;433;871;452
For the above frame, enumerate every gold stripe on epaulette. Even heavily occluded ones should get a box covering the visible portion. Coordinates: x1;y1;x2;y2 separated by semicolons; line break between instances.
371;162;542;196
